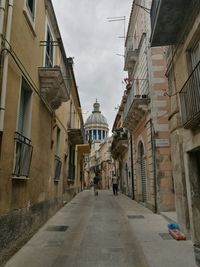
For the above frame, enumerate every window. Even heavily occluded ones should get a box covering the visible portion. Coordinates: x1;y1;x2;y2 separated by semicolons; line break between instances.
45;26;53;67
13;78;33;178
55;127;61;156
68;144;75;180
26;0;35;17
54;127;62;180
93;130;97;140
98;130;101;140
191;41;200;69
17;79;32;137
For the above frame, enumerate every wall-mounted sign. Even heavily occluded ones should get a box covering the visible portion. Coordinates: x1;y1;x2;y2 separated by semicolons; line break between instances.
155;139;170;147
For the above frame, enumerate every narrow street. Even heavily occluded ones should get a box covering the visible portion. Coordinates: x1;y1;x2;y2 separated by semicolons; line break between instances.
5;190;196;267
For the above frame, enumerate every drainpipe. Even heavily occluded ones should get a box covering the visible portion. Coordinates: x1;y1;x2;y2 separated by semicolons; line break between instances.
0;0;6;51
150;118;158;213
130;133;135;200
0;0;14;132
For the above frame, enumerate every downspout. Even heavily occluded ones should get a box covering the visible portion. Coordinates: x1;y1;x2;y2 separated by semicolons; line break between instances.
0;0;14;132
150;118;157;213
130;133;135;200
0;0;6;51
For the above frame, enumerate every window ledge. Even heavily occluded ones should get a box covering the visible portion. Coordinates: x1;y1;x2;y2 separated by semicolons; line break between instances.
23;9;36;37
67;179;75;183
12;176;30;180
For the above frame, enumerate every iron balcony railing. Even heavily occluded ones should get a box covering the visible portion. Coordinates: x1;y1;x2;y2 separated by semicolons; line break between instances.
54;155;62;181
123;79;149;120
179;61;200;128
13;132;33;178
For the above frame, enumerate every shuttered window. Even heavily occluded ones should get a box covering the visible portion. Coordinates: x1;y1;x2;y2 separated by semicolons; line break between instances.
45;26;53;67
17;79;32;137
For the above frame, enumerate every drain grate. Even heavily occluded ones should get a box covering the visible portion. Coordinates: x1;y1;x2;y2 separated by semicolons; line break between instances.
159;233;173;240
46;225;68;232
128;215;144;219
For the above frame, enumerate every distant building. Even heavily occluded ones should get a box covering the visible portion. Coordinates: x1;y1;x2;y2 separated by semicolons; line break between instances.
84;101;113;187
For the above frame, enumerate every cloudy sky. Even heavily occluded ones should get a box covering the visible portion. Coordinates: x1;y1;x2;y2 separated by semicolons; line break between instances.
52;0;132;132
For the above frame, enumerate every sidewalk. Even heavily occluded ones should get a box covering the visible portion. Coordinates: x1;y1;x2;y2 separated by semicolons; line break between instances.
4;190;197;267
116;193;197;267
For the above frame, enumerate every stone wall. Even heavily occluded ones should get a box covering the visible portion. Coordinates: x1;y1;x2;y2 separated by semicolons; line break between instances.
0;189;76;266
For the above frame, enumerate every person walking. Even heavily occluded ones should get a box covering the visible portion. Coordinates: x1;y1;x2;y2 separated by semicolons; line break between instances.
112;173;118;195
93;173;100;196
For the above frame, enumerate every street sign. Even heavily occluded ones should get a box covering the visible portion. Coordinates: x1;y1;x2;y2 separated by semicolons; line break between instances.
155;139;170;147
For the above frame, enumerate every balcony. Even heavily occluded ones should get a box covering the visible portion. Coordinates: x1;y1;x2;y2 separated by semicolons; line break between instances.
13;132;33;178
38;66;70;110
68;126;85;145
111;128;128;159
150;0;200;46
179;61;200;129
123;80;150;131
53;155;62;181
123;94;150;131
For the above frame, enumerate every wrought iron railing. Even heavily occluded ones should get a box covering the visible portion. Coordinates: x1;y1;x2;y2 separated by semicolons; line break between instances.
54;155;62;180
13;132;33;177
123;79;149;120
179;61;200;128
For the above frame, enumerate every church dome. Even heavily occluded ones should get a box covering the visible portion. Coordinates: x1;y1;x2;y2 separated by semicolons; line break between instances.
85;100;109;142
85;101;108;128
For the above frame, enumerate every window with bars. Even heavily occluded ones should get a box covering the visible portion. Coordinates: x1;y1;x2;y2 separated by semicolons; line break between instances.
13;78;33;178
179;39;200;128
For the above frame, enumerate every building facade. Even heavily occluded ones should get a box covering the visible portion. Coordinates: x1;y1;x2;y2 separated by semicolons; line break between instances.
111;108;131;196
0;0;85;264
150;0;200;254
97;137;113;189
121;0;174;212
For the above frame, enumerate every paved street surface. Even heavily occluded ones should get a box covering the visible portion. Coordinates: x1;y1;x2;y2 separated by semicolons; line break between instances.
5;190;197;267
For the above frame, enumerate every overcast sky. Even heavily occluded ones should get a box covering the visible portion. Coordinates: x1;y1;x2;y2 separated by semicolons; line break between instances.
52;0;132;132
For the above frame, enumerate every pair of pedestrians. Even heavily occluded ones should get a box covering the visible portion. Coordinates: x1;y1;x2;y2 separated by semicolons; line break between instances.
92;173;119;196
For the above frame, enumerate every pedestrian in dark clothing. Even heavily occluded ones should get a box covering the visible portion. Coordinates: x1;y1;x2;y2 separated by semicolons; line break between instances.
93;174;100;196
112;174;118;195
